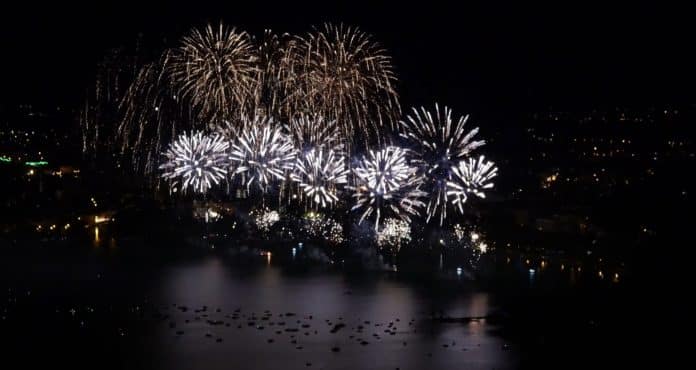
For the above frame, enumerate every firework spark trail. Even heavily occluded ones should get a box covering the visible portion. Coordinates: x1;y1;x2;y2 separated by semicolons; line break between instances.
118;54;193;176
228;116;296;192
117;24;259;178
448;155;498;213
106;22;404;179
80;47;140;162
351;146;426;231
169;23;259;124
287;114;344;153
290;147;349;208
159;131;229;194
251;29;300;118
290;24;400;150
399;104;486;225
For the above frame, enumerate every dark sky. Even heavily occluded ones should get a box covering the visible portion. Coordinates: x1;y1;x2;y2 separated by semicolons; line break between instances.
1;1;694;117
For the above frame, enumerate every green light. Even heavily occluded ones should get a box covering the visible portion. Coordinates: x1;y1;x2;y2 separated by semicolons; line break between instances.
25;161;48;167
0;156;11;163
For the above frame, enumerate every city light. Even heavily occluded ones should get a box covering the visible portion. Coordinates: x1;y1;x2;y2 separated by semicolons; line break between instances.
25;161;48;167
94;215;111;224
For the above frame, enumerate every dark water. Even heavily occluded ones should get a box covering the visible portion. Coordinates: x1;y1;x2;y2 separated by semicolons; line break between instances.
0;236;646;370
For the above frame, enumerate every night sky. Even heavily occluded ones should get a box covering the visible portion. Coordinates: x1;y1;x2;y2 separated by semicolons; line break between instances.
2;1;694;118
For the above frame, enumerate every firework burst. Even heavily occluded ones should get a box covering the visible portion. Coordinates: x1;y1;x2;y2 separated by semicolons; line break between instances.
169;23;258;123
287;114;344;153
250;207;280;235
290;148;349;208
448;155;498;213
228;116;296;192
351;146;426;230
301;212;344;244
290;24;400;148
159;131;229;194
399;104;486;225
376;218;411;251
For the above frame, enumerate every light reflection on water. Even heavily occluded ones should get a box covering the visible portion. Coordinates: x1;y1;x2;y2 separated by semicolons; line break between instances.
0;234;635;370
149;256;516;370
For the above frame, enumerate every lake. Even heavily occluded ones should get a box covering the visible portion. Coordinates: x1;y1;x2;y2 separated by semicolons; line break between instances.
0;234;642;370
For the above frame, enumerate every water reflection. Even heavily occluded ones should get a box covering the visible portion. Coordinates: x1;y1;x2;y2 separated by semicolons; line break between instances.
93;226;100;246
152;255;517;370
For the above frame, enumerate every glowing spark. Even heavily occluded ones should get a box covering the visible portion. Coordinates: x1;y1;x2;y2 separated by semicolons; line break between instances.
159;131;229;194
250;207;280;234
376;218;411;251
448;155;498;213
290;24;400;148
399;104;485;225
287;114;344;153
290;148;349;208
169;23;258;123
228;116;296;192
118;55;193;176
301;212;344;244
351;146;426;230
251;30;298;118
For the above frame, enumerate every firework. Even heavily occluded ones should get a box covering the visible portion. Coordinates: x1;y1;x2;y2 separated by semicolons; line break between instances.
250;207;280;234
159;131;229;194
287;114;344;153
351;146;426;230
453;223;467;242
117;23;257;176
376;218;411;251
290;148;349;208
301;212;344;244
290;24;400;148
399;104;486;225
118;55;194;176
80;47;140;162
169;23;258;123
228;116;296;192
251;30;300;118
104;22;404;178
448;155;498;213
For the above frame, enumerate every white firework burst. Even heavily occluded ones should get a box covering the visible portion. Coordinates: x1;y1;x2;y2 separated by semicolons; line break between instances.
351;146;426;231
290;148;349;208
159;131;229;194
448;155;498;213
228;116;296;192
399;104;486;225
